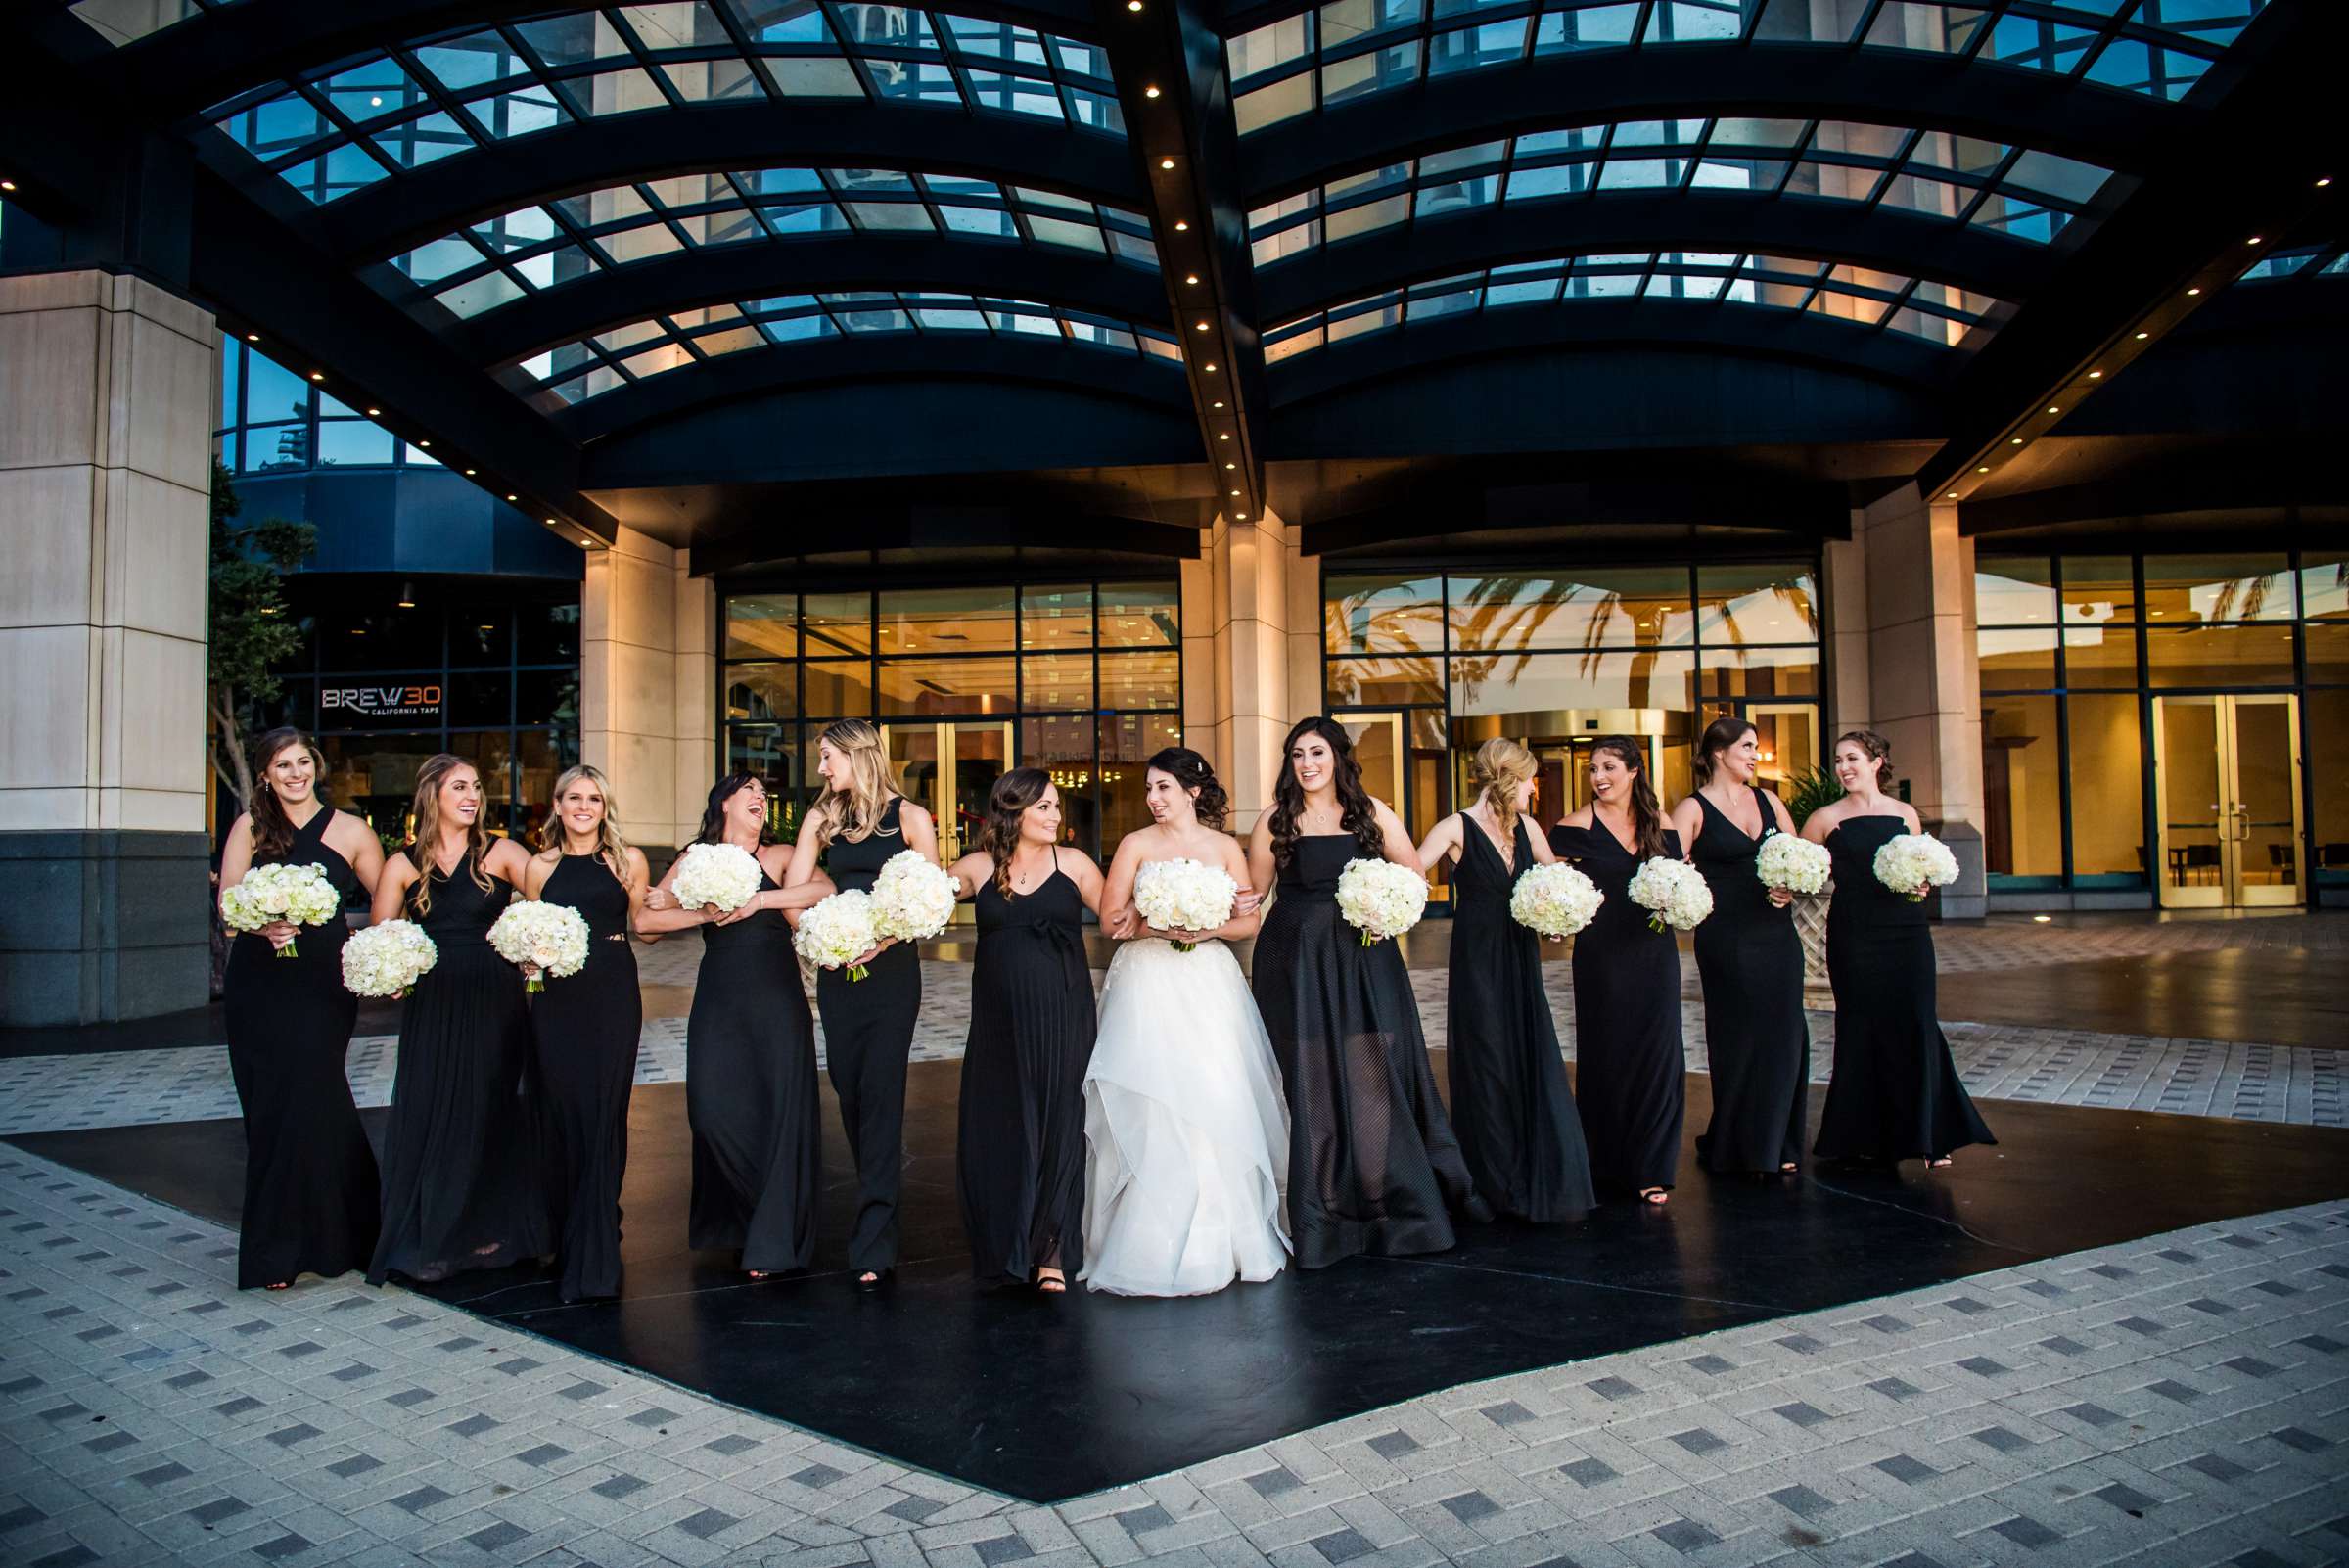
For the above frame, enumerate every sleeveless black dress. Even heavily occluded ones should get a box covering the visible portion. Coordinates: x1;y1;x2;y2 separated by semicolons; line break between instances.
1250;836;1486;1268
368;856;550;1285
531;853;640;1302
222;807;379;1288
958;856;1095;1284
687;864;820;1273
1688;788;1811;1175
1813;816;1997;1163
817;798;922;1274
1445;814;1594;1222
1550;821;1686;1196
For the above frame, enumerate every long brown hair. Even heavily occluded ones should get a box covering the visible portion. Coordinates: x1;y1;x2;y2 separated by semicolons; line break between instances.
1691;715;1757;790
1592;735;1669;859
248;726;324;865
810;719;900;852
978;766;1053;899
1268;716;1383;871
1146;746;1229;830
1837;728;1896;790
695;774;774;847
543;763;633;884
1470;736;1535;847
403;753;495;917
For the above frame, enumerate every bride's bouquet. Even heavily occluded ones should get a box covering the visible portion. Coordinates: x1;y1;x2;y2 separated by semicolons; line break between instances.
872;850;957;944
1873;832;1959;902
487;901;590;992
1626;856;1713;933
1132;857;1238;951
797;889;881;981
1508;862;1604;941
1754;834;1831;897
342;918;438;998
219;861;343;958
670;842;764;914
1335;858;1428;946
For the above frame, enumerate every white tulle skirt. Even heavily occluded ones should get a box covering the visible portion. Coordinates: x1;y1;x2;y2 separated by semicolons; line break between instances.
1081;938;1291;1297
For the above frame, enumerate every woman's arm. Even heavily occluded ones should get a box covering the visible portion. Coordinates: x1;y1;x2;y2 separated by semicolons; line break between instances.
782;810;825;891
1764;790;1797;836
898;800;941;865
1207;835;1264;942
1065;852;1107;918
1369;797;1420;871
1667;796;1704;860
946;852;993;901
1800;799;1838;845
1412;811;1463;877
1100;834;1147;941
634;855;707;935
218;814;254;891
337;818;386;898
1246;814;1277;905
369;851;418;926
618;847;658;943
1524;820;1559;866
523;848;558;900
484;837;533;892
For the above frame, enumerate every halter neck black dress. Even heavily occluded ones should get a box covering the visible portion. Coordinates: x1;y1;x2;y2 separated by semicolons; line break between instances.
530;853;640;1301
1687;788;1811;1175
686;861;819;1273
1549;819;1686;1197
1444;813;1593;1222
369;854;550;1285
222;807;379;1288
1813;816;1997;1164
1250;835;1486;1268
959;854;1096;1284
817;798;922;1275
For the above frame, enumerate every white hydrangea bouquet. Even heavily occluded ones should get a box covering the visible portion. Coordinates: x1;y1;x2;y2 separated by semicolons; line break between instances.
1873;831;1959;902
487;901;590;993
797;889;881;981
670;841;764;914
1132;856;1239;951
341;918;438;998
1508;861;1604;941
1335;857;1428;946
1626;856;1714;933
1754;834;1832;897
219;861;343;958
871;850;956;944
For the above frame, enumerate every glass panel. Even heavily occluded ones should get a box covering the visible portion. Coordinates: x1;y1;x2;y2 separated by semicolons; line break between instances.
2308;623;2349;686
2066;693;2143;882
1324;656;1444;706
2060;554;2138;623
878;585;1015;654
1021;653;1094;711
1447;650;1694;715
2145;624;2294;688
1696;647;1819;699
876;655;1016;715
1020;583;1092;649
1974;555;2054;623
1696;565;1818;642
449;730;518;831
1445;569;1691;651
1978;626;2056;690
448;673;512;727
1098;649;1179;709
2062;625;2139;687
803;658;874;715
1981;693;2060;879
2159;696;2224;896
2309;689;2349;883
1326;573;1443;655
2232;699;2298;890
726;662;796;721
1100;714;1184;865
726;723;795;785
518;669;580;737
1020;714;1098;853
2299;555;2349;620
801;591;873;654
1097;581;1179;646
1744;706;1819;798
315;421;394;466
2142;553;2294;622
519;601;581;665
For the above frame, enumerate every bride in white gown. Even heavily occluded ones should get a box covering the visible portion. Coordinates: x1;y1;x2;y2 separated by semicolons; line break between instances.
1082;748;1291;1297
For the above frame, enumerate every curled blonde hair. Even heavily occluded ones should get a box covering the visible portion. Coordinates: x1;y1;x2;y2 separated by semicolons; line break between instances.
545;764;634;884
810;719;902;853
1471;736;1537;847
405;753;495;918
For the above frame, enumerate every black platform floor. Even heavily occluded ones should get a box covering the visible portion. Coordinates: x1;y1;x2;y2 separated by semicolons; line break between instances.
13;1060;2346;1502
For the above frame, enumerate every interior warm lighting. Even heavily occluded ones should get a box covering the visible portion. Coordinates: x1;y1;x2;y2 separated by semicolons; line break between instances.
1218;433;1230;440
505;493;518;501
396;585;416;609
2089;369;2103;378
1224;461;1236;470
1194;321;1210;331
2187;287;2201;297
1203;362;1217;372
2010;438;2024;445
2246;236;2263;244
419;440;430;447
1128;0;1142;10
0;180;15;192
1976;465;1991;473
1184;274;1200;285
2046;405;2060;414
1235;513;1247;520
2032;914;2052;924
2320;177;2334;188
464;468;477;476
1230;488;1241;496
1212;400;1224;408
1946;491;1959;499
545;517;557;526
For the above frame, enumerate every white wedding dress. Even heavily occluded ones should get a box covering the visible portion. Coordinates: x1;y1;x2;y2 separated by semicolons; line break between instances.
1080;936;1291;1296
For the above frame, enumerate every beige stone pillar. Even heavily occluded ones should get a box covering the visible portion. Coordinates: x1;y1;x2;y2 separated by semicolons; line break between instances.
1178;511;1316;829
0;271;217;1022
579;524;714;864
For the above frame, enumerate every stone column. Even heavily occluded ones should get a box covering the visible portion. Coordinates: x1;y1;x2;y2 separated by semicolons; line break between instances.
0;272;216;1024
1178;511;1313;830
579;524;713;869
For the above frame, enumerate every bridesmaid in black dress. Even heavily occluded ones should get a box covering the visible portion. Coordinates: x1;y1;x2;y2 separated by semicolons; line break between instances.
1549;736;1685;1206
367;754;550;1285
1248;716;1487;1267
1414;737;1593;1222
1671;717;1809;1177
1803;731;1996;1168
523;764;652;1303
640;774;834;1279
219;727;384;1290
947;769;1104;1292
787;720;941;1293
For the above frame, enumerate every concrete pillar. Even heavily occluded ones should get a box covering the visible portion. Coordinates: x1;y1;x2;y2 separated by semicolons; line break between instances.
579;524;714;867
0;271;216;1024
1177;511;1315;829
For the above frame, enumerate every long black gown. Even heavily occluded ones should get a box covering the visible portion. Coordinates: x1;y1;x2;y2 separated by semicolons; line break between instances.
1251;835;1486;1268
530;853;640;1302
1688;788;1811;1175
1813;816;1997;1163
687;866;820;1273
817;799;922;1275
368;856;550;1285
222;807;379;1288
1550;821;1686;1197
958;854;1095;1285
1445;814;1594;1222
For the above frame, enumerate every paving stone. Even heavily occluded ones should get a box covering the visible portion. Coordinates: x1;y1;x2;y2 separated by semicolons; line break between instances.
675;1507;739;1541
1364;1433;1419;1461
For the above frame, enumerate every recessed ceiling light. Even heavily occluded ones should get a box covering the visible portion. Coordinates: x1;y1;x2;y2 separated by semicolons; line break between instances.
1212;399;1224;408
2187;287;2201;297
1203;362;1217;372
1235;512;1246;520
1194;321;1210;331
2246;236;2262;245
245;333;257;342
1218;433;1230;440
365;407;380;416
506;494;518;501
545;517;557;526
1144;86;1161;98
2135;330;2149;339
418;440;429;447
1160;158;1175;170
1230;488;1241;496
2046;405;2059;413
2010;438;2023;445
2319;177;2333;188
1173;220;1188;232
1128;0;1141;10
1946;491;1959;499
1976;466;1990;474
309;372;324;382
1184;274;1199;285
1224;461;1235;470
0;180;14;192
464;469;477;476
2089;369;2102;378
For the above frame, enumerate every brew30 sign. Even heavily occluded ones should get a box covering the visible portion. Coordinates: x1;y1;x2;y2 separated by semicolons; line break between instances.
322;683;443;724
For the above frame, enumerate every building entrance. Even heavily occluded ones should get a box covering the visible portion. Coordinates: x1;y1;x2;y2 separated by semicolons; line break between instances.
2153;694;2304;907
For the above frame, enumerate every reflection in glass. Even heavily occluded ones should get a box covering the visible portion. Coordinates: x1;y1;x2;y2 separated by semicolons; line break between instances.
2062;626;2139;687
1696;565;1818;642
1021;583;1092;648
1098;581;1180;646
801;591;873;654
1445;571;1691;653
2142;554;2295;622
1098;650;1179;710
2067;693;2143;883
726;663;795;721
725;594;796;659
1448;650;1694;715
2145;625;2293;688
2308;689;2349;885
880;585;1016;654
877;656;1015;716
1977;626;2056;692
1022;654;1094;712
803;659;875;715
1697;647;1819;700
2060;555;2137;623
1981;694;2061;880
1325;657;1444;707
1325;574;1442;654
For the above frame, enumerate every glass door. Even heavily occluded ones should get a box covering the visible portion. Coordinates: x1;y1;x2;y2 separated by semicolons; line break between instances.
885;721;1013;924
2152;694;2304;907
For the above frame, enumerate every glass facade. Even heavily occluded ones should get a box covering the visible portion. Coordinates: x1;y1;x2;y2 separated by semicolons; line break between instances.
720;580;1179;863
1974;549;2345;901
216;336;440;474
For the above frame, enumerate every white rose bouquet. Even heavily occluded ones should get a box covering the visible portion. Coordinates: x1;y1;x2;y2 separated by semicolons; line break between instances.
871;850;957;944
219;861;343;959
1335;857;1428;946
797;889;881;981
1507;862;1604;941
1754;834;1832;897
670;841;764;915
341;918;438;998
1131;857;1239;951
487;901;591;993
1626;856;1713;933
1873;831;1959;902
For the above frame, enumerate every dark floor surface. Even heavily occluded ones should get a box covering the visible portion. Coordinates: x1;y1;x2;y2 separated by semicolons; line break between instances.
1936;947;2347;1049
13;1057;2345;1502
